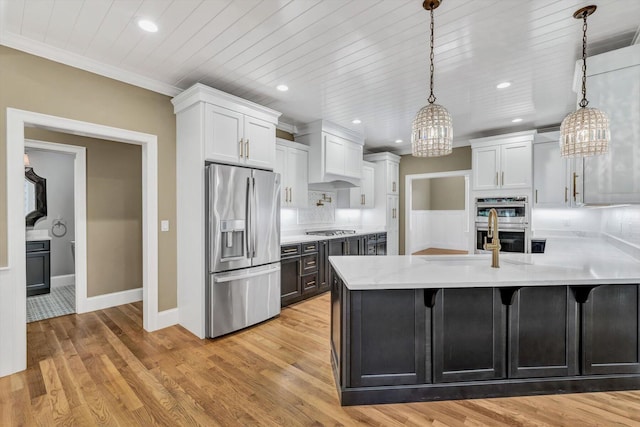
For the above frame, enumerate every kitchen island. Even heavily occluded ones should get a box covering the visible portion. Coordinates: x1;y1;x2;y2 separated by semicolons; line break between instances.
329;237;640;405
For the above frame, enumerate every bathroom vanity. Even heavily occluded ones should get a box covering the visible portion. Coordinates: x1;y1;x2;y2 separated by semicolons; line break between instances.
26;239;51;296
329;237;640;405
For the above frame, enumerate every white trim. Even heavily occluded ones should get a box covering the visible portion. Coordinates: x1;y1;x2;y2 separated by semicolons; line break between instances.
0;32;182;97
2;108;160;377
404;170;474;257
24;139;88;313
277;121;298;135
84;288;142;313
156;308;179;330
50;274;75;289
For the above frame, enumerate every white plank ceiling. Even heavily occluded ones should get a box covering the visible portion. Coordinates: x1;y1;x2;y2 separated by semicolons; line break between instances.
1;0;639;153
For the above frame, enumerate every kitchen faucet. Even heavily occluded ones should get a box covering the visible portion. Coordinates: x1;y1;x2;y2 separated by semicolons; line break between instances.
483;208;501;268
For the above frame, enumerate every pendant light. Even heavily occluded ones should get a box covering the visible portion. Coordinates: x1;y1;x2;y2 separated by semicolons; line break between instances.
560;5;610;157
411;0;452;157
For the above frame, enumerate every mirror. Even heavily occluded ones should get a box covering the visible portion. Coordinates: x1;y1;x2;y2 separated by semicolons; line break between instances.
24;168;47;227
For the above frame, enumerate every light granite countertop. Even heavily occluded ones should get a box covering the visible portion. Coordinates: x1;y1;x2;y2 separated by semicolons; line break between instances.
281;228;387;245
329;236;640;290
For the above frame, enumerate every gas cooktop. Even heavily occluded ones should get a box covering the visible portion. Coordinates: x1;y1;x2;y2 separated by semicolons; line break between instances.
306;229;357;236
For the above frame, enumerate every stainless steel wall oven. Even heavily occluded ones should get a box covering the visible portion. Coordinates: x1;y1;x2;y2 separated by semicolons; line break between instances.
475;196;530;253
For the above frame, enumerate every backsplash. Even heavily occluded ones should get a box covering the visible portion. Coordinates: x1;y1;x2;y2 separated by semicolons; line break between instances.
281;190;362;233
601;205;640;246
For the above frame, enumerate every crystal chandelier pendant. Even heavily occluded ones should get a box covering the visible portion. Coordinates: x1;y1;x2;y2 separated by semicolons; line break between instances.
412;103;453;157
411;0;453;158
560;5;610;158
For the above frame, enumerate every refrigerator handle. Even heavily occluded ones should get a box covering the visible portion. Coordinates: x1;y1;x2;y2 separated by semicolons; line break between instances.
251;177;257;258
246;177;252;259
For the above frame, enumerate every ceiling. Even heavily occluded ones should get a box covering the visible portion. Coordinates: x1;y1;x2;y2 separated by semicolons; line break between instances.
1;0;639;154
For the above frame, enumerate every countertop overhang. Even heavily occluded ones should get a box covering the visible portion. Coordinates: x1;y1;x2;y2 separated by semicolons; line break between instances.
329;237;640;290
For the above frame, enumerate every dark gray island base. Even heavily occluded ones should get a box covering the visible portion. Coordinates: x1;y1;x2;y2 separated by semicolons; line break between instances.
330;267;640;406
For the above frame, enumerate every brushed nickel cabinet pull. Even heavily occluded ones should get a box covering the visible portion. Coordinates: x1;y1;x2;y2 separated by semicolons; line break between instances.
307;261;316;266
307;281;316;287
290;187;293;203
535;189;538;204
283;248;297;253
573;172;580;201
565;186;568;203
239;139;244;158
245;139;249;158
501;171;504;186
392;181;396;192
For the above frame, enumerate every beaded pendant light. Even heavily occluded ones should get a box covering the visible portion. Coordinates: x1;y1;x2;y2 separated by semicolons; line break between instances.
411;0;452;157
560;5;610;157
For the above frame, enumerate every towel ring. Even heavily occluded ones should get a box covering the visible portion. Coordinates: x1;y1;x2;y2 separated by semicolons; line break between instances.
51;220;67;238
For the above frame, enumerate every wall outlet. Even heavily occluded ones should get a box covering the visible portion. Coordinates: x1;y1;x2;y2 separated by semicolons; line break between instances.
161;220;169;232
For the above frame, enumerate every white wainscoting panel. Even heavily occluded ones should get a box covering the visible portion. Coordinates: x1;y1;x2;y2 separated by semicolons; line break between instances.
411;210;468;253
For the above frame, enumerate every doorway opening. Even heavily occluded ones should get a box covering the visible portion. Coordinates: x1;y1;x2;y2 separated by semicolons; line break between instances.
404;170;473;255
2;108;159;377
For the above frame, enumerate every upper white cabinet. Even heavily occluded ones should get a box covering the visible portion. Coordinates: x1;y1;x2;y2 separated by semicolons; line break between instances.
275;139;308;209
171;84;281;338
337;162;375;208
295;120;364;187
205;104;276;169
579;44;640;205
533;137;568;208
471;131;536;192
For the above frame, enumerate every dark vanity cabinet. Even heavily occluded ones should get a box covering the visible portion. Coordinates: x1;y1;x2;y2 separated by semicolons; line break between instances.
26;240;51;297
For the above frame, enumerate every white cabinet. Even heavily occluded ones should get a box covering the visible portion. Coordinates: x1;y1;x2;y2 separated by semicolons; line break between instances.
338;162;375;208
471;131;536;192
275;139;308;208
533;140;568;208
387;195;399;255
579;44;640;205
295;120;364;187
363;152;401;255
205;104;275;169
171;83;281;339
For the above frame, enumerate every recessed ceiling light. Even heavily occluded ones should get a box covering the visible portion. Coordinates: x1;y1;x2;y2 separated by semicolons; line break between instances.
496;82;511;89
395;139;403;144
512;118;523;123
138;19;158;33
276;84;289;92
352;119;361;124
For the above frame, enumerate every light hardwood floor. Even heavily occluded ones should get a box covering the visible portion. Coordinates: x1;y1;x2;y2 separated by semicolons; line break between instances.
2;293;640;426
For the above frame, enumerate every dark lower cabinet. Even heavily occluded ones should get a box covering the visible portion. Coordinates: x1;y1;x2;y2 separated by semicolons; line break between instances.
432;288;506;382
582;284;640;375
26;240;51;297
509;286;579;378
317;240;329;292
280;255;301;304
349;289;428;387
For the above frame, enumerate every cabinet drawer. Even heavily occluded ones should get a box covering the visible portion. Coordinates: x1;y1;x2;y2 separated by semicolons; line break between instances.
302;242;318;254
301;273;318;294
26;240;50;253
281;244;301;258
301;254;318;274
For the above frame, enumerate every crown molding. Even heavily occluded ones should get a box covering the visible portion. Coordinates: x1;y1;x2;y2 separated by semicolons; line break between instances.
277;121;298;135
0;31;182;97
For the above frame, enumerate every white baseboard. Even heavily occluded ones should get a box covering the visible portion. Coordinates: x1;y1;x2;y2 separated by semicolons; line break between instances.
80;287;142;313
51;274;75;288
156;308;179;330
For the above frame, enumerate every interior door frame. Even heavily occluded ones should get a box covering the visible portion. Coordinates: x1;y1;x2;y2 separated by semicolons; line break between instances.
404;169;473;255
24;139;88;314
1;108;159;377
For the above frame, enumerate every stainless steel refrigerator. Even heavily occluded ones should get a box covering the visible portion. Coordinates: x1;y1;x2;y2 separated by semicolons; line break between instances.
206;163;281;338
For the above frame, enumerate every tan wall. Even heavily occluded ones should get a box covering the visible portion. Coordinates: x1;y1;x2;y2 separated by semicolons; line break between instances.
276;129;294;141
399;147;471;254
430;176;465;210
0;46;177;311
26;129;142;297
412;179;431;210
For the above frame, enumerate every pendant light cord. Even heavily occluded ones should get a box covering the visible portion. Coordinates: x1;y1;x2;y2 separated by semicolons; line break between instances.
428;5;436;104
579;12;589;108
